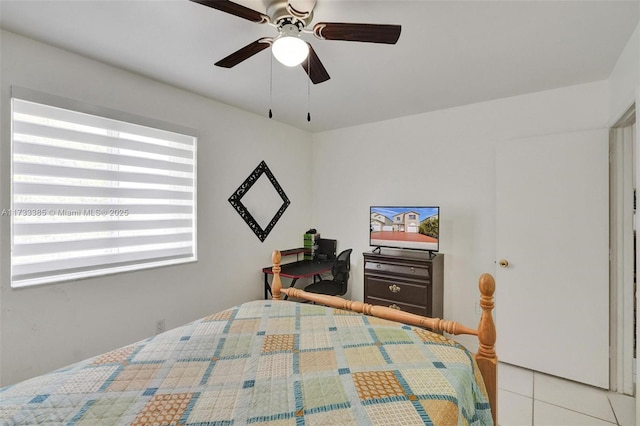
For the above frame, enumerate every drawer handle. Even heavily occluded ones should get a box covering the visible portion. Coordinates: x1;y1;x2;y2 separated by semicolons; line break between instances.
376;263;382;269
388;284;401;293
410;267;415;273
389;304;401;310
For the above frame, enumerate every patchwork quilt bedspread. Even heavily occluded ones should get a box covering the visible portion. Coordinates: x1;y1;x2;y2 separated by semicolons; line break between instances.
0;300;492;425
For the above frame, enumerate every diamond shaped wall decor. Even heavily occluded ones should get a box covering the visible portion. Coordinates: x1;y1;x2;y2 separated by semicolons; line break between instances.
228;161;290;242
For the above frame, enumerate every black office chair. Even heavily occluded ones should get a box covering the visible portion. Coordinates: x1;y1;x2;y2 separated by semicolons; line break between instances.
304;249;352;296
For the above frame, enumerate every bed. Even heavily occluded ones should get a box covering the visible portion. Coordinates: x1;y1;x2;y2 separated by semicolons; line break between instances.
0;250;497;425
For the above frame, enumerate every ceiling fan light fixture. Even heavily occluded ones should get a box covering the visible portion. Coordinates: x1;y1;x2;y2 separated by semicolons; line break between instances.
272;23;309;67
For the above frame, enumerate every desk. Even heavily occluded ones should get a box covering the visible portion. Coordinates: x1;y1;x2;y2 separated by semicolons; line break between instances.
262;259;333;299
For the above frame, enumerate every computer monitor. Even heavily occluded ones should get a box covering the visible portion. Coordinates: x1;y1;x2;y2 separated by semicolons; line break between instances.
316;238;337;261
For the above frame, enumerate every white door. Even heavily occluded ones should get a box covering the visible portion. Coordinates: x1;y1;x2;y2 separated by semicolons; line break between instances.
496;128;609;388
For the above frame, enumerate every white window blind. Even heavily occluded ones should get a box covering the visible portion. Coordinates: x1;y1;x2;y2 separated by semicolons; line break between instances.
10;91;197;287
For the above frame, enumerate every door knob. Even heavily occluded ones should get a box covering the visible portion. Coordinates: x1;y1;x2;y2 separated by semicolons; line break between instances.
498;259;509;268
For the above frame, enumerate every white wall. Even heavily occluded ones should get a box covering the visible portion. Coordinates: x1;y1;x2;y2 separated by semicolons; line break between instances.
0;30;313;386
310;81;609;349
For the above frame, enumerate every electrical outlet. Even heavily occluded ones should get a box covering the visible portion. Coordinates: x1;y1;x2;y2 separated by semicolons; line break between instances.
155;319;166;335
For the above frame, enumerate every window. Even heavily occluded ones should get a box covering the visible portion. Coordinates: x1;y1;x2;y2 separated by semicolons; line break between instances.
9;88;197;287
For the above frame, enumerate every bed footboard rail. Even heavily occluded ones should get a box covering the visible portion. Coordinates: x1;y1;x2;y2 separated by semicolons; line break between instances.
270;250;498;424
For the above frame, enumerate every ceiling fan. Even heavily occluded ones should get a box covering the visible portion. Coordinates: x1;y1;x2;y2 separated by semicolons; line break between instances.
190;0;402;84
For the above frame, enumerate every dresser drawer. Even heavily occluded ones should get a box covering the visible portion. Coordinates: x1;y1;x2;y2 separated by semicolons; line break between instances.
365;261;430;279
365;277;427;306
365;296;427;317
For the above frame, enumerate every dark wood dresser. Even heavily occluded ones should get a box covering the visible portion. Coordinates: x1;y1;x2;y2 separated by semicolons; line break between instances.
363;251;443;318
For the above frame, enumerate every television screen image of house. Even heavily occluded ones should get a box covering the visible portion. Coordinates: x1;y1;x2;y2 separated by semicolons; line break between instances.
370;207;439;251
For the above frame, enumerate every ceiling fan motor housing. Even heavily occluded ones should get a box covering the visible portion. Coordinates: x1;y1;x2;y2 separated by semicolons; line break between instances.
278;21;304;37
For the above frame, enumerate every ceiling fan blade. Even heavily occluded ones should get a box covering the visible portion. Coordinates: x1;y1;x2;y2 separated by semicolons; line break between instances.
215;38;272;68
301;44;330;84
313;22;401;44
190;0;269;23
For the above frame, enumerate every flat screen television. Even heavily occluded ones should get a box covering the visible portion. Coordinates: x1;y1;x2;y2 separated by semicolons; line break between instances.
370;206;439;252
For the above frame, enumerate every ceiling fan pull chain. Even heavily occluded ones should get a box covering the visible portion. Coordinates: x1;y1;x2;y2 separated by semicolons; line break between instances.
269;51;274;119
307;54;311;122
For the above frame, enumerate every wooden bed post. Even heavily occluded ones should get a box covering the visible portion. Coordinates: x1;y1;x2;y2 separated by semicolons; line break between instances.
475;273;497;425
271;250;283;300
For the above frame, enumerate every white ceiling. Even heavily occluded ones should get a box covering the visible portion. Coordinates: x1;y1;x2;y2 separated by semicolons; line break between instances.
1;0;638;133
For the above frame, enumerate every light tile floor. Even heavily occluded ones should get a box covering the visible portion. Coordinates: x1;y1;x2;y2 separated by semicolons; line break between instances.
498;362;636;426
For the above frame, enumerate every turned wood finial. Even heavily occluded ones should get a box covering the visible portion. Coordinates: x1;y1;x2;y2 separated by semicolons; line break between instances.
479;272;495;299
271;250;283;300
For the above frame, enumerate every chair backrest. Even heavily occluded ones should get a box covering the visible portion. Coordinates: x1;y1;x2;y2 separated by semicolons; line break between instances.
332;249;353;295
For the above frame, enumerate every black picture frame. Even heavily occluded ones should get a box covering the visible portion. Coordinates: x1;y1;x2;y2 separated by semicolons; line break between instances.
228;161;290;242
